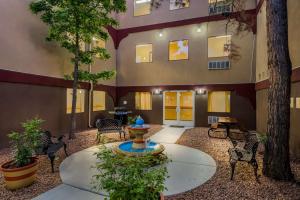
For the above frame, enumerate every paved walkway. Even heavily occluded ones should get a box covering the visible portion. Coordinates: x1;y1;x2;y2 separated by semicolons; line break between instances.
33;126;216;200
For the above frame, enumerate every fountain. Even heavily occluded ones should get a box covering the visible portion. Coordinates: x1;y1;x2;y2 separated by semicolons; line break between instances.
114;117;165;157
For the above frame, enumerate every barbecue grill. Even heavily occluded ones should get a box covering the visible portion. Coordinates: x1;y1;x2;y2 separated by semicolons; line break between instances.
108;107;132;125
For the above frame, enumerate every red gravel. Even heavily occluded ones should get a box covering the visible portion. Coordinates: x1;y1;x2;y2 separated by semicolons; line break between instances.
1;126;299;200
166;127;300;200
0;125;162;200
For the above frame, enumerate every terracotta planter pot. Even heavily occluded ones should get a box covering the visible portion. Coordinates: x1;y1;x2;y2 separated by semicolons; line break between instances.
1;157;38;190
160;193;164;200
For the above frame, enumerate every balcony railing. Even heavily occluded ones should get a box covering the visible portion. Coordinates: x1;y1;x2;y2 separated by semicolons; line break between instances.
209;2;232;15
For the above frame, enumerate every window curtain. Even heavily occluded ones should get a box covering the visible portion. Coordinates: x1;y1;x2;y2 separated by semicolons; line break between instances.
207;91;230;113
135;92;152;110
225;91;231;112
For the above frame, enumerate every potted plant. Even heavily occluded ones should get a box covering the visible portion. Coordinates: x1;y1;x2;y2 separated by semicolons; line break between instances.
257;132;267;155
1;118;44;190
92;147;169;200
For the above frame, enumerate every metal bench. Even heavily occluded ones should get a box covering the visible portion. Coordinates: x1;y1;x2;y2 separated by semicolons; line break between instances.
35;131;68;173
95;119;126;142
228;131;259;182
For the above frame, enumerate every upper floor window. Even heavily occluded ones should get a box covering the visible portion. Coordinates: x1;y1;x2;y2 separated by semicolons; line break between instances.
135;92;152;110
208;91;231;113
208;0;232;15
134;0;151;16
170;0;190;10
66;89;85;114
136;44;153;63
169;40;189;61
208;35;231;58
93;91;106;111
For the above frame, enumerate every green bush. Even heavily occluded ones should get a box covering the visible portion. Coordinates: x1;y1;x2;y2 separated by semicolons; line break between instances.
92;147;169;200
8;118;44;167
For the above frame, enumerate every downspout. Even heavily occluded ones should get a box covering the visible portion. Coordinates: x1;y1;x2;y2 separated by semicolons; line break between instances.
250;35;256;82
88;43;93;128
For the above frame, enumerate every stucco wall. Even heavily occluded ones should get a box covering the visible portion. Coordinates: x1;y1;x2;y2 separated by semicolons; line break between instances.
256;83;300;159
256;0;300;83
0;0;116;86
117;20;255;86
118;0;256;29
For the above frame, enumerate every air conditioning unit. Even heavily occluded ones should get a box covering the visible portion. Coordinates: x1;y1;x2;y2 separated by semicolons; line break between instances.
209;3;231;15
208;60;230;70
208;116;219;124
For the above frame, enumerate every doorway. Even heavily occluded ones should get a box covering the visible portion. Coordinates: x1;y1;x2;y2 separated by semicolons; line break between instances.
163;91;195;127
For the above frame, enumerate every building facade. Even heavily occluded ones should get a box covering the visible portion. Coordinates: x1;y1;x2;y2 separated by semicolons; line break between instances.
0;0;298;159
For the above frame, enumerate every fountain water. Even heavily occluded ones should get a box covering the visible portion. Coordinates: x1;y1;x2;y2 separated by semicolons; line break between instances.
114;119;165;156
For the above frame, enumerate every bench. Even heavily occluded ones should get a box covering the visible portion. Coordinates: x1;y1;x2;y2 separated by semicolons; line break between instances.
95;119;126;142
35;131;68;173
208;123;227;139
228;131;259;182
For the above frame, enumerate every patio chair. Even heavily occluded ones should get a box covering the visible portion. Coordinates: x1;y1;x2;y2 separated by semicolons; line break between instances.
228;131;259;182
35;131;68;173
208;123;227;139
95;119;126;143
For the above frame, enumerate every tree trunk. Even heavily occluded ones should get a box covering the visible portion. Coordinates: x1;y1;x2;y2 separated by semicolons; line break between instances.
263;0;293;180
69;34;80;140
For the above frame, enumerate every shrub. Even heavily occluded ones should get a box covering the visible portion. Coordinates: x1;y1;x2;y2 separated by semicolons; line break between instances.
8;118;44;167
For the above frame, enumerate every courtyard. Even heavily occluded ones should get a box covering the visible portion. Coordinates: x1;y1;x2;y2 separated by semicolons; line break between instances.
1;0;300;199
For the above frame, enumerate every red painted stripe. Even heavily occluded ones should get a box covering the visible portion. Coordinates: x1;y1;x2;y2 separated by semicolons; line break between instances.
4;170;37;181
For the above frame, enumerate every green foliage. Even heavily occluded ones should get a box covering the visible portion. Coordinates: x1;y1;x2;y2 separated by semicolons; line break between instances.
64;69;116;84
8;118;44;167
257;132;268;144
92;147;169;200
29;0;126;81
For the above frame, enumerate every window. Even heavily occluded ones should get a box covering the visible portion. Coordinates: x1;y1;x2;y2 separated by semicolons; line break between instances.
135;92;152;110
208;35;231;58
291;97;295;108
134;0;151;16
93;91;106;111
170;0;189;10
208;91;230;113
66;89;85;114
92;38;106;58
136;44;153;63
169;40;189;61
208;0;231;15
296;98;300;109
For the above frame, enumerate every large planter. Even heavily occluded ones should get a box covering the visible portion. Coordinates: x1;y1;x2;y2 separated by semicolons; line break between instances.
1;157;38;190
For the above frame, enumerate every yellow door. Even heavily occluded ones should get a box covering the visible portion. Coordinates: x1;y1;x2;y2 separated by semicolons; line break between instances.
179;91;193;121
163;91;195;126
164;92;178;120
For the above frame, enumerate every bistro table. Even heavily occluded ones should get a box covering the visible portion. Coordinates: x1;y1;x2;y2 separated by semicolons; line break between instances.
218;117;238;138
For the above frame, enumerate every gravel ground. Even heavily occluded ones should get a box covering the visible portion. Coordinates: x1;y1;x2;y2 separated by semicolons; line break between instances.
166;127;300;200
0;125;162;200
1;126;299;200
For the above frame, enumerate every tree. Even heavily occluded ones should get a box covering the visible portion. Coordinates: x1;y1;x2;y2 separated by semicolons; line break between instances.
30;0;126;139
263;0;293;180
155;0;294;181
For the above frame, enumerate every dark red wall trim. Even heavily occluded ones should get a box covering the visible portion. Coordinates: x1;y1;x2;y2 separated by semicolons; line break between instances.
292;67;300;83
256;68;300;91
0;69;117;102
107;9;257;49
256;0;265;15
117;83;256;109
255;79;270;91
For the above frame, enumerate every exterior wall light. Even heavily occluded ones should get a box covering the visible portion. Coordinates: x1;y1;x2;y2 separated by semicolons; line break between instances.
153;88;162;95
196;27;202;33
196;88;206;95
159;31;163;37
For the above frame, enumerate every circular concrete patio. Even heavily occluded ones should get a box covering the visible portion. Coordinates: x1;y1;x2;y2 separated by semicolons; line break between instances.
59;142;217;197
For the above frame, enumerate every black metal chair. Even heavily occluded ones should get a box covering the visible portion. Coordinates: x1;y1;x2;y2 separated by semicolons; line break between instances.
228;131;259;182
35;131;68;173
95;119;126;143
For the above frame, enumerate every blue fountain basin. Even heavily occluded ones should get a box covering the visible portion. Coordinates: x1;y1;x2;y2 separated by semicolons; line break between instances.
119;140;159;153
